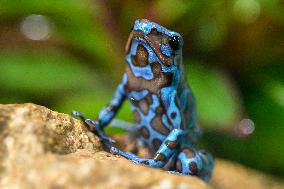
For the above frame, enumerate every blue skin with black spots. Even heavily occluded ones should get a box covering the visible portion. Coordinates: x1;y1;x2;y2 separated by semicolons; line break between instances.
72;19;214;181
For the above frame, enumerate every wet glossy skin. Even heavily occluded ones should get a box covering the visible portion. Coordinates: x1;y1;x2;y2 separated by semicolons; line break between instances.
73;19;214;181
125;19;198;151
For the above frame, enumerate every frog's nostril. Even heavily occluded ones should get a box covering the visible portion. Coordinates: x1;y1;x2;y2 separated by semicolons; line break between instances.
140;19;149;24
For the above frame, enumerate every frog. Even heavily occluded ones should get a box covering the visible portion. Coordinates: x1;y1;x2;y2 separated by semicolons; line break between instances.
72;19;214;182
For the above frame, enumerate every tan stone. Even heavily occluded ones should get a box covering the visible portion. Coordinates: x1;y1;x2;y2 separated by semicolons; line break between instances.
211;159;284;189
0;103;283;189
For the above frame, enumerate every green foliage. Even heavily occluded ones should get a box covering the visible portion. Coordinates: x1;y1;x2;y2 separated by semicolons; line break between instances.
186;62;242;128
0;51;93;94
0;0;284;178
55;91;133;123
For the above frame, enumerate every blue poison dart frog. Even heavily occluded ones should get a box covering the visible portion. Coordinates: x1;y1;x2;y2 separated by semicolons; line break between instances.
72;19;214;181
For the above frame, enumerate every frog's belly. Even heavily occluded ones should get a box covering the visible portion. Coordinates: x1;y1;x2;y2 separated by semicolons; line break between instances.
129;93;173;153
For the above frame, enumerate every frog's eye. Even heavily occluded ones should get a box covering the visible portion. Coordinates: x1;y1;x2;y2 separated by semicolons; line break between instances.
168;35;182;51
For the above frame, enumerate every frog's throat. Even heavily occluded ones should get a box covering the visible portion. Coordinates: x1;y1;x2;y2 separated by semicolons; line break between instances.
125;30;172;67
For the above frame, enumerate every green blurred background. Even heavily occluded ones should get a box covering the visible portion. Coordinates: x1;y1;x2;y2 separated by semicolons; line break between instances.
0;0;284;178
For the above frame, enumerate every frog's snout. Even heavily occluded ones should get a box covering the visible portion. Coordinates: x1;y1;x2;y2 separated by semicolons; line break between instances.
138;18;149;24
134;19;150;29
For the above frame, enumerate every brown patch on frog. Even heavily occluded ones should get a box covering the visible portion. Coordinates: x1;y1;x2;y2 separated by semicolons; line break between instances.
165;140;178;149
147;28;172;66
155;104;175;131
132;110;141;123
126;30;172;67
138;94;154;115
131;44;149;67
138;99;149;115
125;64;173;95
182;147;196;158
139;126;150;139
155;106;164;115
189;162;198;175
151;62;162;76
154;153;167;162
152;138;162;151
151;116;170;135
112;135;138;154
176;159;183;172
130;94;153;115
145;94;153;105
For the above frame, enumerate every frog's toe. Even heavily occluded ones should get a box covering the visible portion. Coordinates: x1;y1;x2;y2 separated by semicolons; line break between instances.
71;110;87;122
72;110;82;117
71;110;78;116
110;146;120;155
167;171;183;175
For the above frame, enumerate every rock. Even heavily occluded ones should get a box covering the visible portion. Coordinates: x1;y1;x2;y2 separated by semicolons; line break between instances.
211;159;284;189
0;104;210;189
0;103;283;189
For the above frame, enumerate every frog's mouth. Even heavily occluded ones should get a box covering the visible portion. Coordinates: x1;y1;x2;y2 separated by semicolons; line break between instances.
125;30;172;66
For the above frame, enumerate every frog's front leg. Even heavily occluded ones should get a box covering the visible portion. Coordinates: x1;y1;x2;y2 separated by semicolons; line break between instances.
72;74;128;148
111;129;183;168
72;111;115;148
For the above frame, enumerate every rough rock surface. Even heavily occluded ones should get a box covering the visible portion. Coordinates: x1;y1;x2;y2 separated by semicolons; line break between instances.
0;103;283;189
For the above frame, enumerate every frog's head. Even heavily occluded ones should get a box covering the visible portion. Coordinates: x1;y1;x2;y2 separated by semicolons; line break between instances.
126;19;184;67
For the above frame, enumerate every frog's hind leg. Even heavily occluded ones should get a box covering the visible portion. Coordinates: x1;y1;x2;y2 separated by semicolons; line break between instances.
174;147;214;182
111;129;183;168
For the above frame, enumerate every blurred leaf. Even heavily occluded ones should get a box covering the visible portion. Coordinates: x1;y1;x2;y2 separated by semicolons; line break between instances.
0;0;97;22
155;0;189;23
186;61;242;128
0;0;123;78
204;64;284;177
0;96;25;104
0;51;94;94
246;62;284;109
204;84;284;177
196;18;227;51
232;0;261;24
54;91;133;123
54;90;134;134
264;79;284;108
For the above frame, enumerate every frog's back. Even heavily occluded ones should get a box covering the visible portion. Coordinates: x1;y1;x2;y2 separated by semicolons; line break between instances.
176;67;201;147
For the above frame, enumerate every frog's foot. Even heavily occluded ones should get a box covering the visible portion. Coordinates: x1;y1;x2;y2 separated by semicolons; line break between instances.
110;146;165;168
111;129;183;169
110;146;139;162
71;110;115;145
175;147;214;182
167;171;183;175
